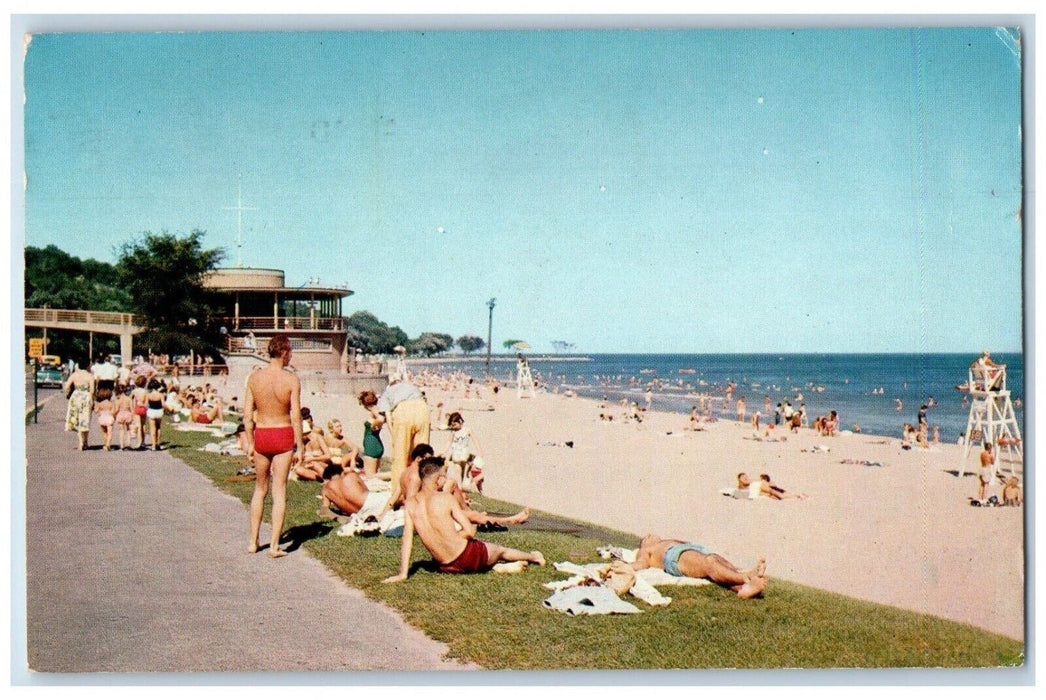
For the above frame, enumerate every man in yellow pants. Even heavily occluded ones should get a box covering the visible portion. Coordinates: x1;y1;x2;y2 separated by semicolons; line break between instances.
373;378;430;507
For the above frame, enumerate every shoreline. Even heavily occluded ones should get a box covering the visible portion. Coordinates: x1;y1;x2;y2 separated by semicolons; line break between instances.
270;377;1025;640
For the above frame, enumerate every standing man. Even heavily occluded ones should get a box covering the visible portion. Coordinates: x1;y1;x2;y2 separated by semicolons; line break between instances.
373;376;430;507
91;353;119;399
244;334;304;558
977;442;996;503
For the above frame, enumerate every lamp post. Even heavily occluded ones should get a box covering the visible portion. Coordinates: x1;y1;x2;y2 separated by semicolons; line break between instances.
486;297;496;376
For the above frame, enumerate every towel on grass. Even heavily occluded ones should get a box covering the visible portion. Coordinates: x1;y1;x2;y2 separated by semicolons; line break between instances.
543;586;641;616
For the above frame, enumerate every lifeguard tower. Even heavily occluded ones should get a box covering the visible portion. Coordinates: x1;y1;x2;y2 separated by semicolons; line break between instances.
516;354;536;399
390;346;409;382
959;357;1022;477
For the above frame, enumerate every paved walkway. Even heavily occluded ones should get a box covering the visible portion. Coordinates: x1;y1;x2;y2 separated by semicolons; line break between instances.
24;393;472;673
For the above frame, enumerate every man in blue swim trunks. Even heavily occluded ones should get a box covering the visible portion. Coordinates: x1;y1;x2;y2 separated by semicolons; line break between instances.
633;534;767;599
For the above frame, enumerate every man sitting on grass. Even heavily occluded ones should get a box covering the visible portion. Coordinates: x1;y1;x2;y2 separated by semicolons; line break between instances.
633;534;767;599
379;443;530;528
383;457;544;582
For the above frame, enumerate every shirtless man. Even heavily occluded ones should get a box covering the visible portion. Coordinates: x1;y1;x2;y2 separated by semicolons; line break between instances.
383;457;543;582
319;464;372;517
244;334;304;558
633;534;767;599
977;442;996;503
379;444;529;527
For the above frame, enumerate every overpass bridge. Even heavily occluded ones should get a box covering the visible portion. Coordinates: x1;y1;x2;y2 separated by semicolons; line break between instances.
24;308;147;361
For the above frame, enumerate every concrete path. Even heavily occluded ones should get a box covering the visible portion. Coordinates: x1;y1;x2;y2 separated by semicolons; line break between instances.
24;393;472;673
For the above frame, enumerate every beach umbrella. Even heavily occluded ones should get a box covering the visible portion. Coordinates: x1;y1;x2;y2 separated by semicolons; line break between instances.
393;345;406;354
511;341;532;350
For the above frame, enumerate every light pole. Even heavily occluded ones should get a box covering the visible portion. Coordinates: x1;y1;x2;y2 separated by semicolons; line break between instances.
486;297;496;376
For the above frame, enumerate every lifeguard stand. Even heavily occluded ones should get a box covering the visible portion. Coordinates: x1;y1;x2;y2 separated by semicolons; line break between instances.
390;347;408;382
959;363;1022;477
516;356;536;399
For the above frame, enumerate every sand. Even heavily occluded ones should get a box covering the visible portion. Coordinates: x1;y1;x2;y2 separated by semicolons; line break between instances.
277;380;1024;641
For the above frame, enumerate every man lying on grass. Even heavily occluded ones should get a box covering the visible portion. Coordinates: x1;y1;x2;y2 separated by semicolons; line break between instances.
634;534;767;599
383;457;545;582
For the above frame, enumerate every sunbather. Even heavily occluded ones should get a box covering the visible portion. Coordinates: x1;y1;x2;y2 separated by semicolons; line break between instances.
379;444;528;527
633;534;766;598
383;457;544;582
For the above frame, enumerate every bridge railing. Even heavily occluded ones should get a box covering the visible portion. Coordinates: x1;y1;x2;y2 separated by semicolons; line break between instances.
25;308;145;329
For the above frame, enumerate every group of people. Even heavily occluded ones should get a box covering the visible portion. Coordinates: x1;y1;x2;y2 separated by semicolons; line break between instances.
63;352;235;452
240;335;768;599
64;355;167;451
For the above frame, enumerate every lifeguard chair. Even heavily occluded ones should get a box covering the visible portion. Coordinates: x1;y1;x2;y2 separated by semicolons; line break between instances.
959;360;1022;477
390;346;408;382
516;355;536;399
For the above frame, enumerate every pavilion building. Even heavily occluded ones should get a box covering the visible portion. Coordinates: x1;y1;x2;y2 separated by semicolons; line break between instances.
204;267;368;374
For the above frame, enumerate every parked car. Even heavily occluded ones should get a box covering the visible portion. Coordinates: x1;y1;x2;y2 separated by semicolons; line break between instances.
35;364;65;387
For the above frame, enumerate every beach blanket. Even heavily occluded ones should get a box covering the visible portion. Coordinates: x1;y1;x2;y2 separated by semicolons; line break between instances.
545;555;710;612
176;424;225;436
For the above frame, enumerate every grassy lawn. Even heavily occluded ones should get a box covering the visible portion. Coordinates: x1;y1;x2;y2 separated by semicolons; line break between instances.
167;423;1023;670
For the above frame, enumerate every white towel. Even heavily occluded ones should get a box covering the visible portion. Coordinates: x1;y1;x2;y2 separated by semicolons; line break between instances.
543;586;641;615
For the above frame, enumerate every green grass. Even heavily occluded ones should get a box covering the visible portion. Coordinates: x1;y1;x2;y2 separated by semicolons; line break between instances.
167;422;1024;670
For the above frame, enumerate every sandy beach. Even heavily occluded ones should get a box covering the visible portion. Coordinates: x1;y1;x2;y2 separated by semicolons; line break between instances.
270;378;1023;641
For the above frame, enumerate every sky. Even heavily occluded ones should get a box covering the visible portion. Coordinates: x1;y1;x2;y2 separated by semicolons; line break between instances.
19;26;1025;354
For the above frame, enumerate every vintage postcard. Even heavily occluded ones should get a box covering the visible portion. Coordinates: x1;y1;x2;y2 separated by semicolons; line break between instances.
17;19;1026;680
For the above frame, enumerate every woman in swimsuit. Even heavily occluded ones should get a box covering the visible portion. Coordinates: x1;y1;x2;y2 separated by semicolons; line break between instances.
94;388;116;451
145;378;166;451
357;390;385;476
325;419;361;472
63;362;95;451
113;385;135;450
293;423;331;481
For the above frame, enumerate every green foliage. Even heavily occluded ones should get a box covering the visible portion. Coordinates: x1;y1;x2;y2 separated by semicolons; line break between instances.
24;245;132;361
502;338;525;349
169;427;1024;671
457;335;486;355
25;245;131;311
409;332;454;357
115;230;224;354
345;311;410;354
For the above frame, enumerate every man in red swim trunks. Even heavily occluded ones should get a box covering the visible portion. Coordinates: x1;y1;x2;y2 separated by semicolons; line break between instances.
383;457;544;582
244;334;304;558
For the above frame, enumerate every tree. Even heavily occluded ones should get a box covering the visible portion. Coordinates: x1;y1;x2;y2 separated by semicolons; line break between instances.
24;245;133;361
115;230;225;354
457;335;485;355
25;245;131;312
502;339;526;349
409;332;454;357
345;311;409;354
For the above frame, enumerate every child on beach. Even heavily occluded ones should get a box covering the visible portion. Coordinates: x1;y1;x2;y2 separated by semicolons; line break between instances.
443;412;484;492
1001;477;1022;506
94;388;116;451
113;385;134;450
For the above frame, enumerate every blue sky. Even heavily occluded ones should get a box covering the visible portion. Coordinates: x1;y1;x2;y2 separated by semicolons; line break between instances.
21;27;1024;353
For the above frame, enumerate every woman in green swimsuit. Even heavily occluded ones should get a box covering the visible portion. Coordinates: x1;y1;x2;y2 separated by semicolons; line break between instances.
358;390;385;476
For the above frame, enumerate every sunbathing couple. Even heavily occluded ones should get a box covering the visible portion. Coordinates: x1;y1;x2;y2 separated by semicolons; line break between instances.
634;534;767;598
321;443;529;530
384;456;544;582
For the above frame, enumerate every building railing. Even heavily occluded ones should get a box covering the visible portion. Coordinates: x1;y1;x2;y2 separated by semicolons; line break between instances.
224;316;346;331
25;308;145;328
